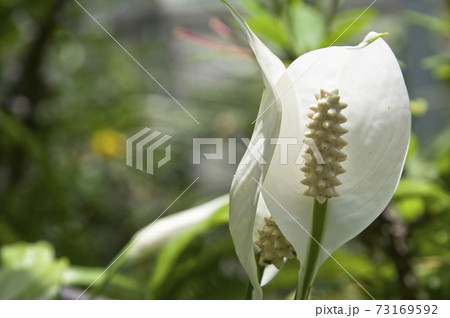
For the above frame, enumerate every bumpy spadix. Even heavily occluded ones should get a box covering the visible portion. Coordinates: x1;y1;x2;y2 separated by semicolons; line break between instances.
302;89;348;204
255;216;296;269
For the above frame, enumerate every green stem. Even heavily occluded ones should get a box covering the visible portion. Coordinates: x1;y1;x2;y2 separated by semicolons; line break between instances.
89;243;131;298
245;257;264;300
298;199;328;300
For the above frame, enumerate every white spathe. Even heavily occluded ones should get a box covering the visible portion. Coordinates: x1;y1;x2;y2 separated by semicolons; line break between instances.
225;2;411;299
224;1;290;299
126;195;229;262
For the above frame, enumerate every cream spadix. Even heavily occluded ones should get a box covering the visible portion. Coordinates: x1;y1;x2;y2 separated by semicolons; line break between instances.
223;1;411;299
302;89;348;204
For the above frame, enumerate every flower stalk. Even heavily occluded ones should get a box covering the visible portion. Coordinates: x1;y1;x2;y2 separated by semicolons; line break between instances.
245;258;264;300
299;199;328;300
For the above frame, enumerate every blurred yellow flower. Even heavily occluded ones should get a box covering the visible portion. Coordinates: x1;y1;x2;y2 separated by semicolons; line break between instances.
91;129;125;158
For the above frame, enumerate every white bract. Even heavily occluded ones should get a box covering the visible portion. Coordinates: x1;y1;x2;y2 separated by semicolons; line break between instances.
126;195;228;262
224;2;411;299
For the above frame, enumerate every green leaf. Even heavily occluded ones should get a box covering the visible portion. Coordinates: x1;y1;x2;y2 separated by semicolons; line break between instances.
62;266;137;291
146;203;228;299
246;16;288;47
288;2;326;54
91;195;229;297
240;0;271;18
316;248;395;299
406;134;418;160
322;8;377;47
404;10;450;35
0;270;50;300
437;150;450;175
0;112;44;160
422;54;450;80
394;179;450;208
396;197;426;222
0;241;69;299
430;127;450;157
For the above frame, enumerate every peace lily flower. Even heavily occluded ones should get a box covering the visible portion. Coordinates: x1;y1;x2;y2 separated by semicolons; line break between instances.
223;2;411;299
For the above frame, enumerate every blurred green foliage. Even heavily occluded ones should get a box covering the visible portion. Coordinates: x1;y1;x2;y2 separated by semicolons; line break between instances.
0;0;449;300
241;0;377;60
0;241;68;299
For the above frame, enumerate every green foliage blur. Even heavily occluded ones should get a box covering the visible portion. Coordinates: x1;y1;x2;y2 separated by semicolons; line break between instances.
0;0;449;299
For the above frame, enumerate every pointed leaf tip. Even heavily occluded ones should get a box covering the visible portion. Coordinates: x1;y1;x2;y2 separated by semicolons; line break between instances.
354;31;389;48
221;0;239;17
364;31;389;42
